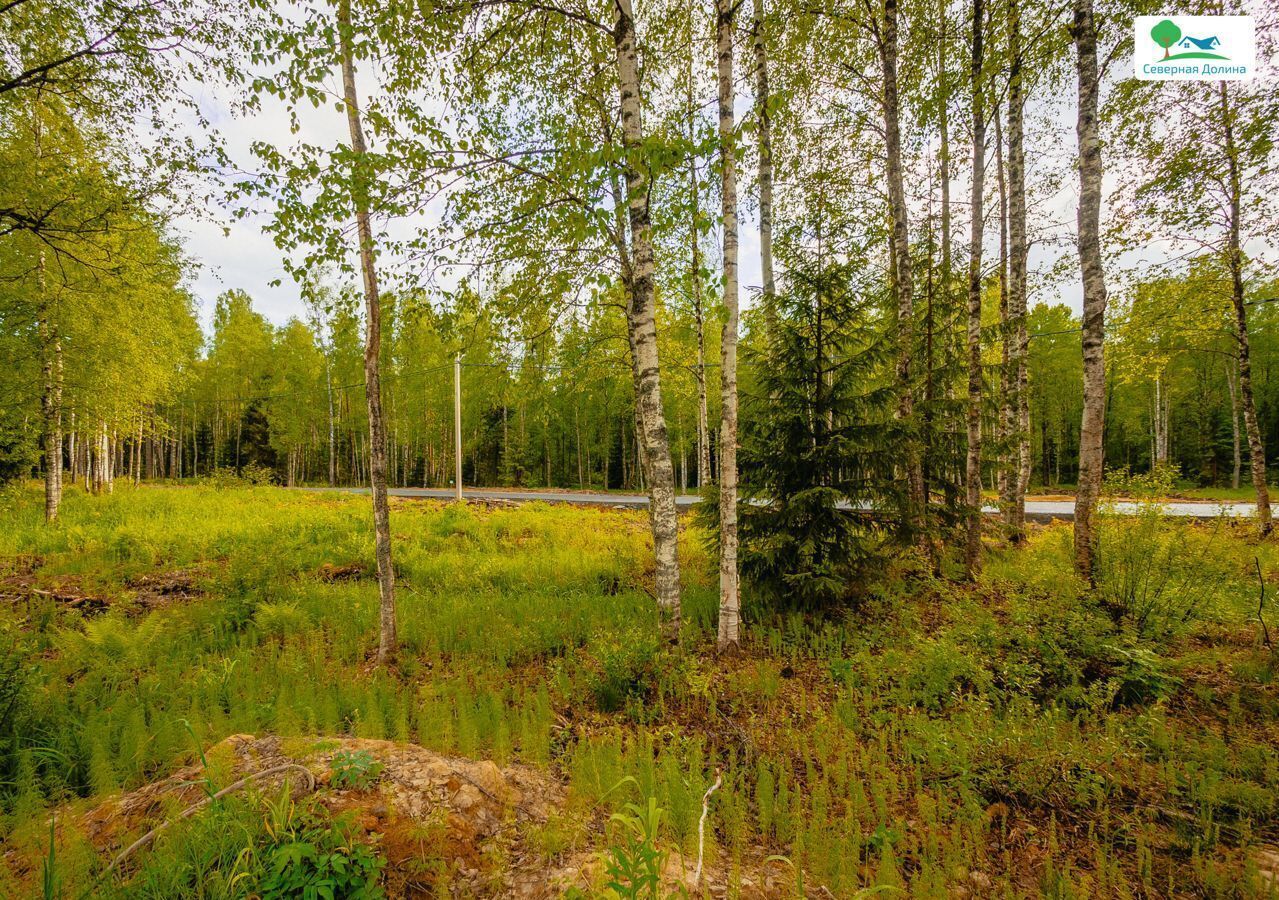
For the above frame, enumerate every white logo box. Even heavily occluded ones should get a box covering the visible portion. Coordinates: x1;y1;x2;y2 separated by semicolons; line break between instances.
1134;15;1255;81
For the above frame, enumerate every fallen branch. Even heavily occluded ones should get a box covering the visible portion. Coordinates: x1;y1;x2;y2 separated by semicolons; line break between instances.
1257;557;1273;650
693;768;722;888
105;763;316;876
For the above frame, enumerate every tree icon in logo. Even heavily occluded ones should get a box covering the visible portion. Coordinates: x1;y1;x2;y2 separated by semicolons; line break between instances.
1151;19;1182;58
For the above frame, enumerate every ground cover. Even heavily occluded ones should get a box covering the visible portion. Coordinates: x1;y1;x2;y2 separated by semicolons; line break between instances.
0;484;1276;897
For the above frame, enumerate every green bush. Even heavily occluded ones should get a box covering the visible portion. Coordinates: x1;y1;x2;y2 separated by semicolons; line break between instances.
1097;482;1232;637
587;628;663;715
329;750;384;790
255;601;310;641
200;464;276;489
258;809;383;900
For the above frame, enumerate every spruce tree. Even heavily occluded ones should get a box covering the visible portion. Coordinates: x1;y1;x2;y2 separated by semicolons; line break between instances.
737;253;907;610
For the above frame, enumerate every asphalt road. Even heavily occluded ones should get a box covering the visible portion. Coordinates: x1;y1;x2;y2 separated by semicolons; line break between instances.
306;487;1259;522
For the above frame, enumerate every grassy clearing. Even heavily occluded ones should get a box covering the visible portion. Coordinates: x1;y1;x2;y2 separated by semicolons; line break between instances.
0;484;1277;897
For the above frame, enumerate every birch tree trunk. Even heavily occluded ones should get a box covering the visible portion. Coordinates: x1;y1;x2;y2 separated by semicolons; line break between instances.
34;103;62;523
68;413;77;488
326;349;337;486
716;0;740;650
964;0;986;577
133;419;142;486
1072;0;1109;579
614;0;683;633
1220;82;1271;534
686;54;712;490
1227;363;1241;490
1153;374;1169;465
1008;0;1030;538
995;109;1011;509
937;1;957;504
881;0;927;536
39;278;62;523
753;0;776;329
339;0;397;663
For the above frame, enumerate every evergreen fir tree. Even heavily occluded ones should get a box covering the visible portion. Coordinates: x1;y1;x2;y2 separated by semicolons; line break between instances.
737;252;909;610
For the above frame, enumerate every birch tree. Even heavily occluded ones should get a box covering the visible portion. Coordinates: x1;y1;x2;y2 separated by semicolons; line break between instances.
753;0;777;326
1071;0;1107;579
715;0;741;650
963;0;986;577
880;0;927;537
337;0;397;661
1005;0;1030;539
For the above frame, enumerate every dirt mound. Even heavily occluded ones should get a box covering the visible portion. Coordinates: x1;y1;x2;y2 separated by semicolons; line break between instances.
79;734;582;896
78;734;812;898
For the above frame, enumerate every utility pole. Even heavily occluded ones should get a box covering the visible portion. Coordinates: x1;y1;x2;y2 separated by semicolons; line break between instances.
454;353;463;502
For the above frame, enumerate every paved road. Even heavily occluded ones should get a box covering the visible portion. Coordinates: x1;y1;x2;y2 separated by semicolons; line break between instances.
307;487;1259;522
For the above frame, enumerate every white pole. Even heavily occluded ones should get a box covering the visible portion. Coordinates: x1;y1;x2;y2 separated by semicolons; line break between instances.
454;353;463;502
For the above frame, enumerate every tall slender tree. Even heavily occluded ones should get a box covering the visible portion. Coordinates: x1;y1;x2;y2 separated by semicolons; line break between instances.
337;0;396;663
1006;0;1030;539
964;0;986;577
753;0;777;328
1071;0;1108;580
880;0;927;537
614;0;684;633
1219;82;1271;535
716;0;741;650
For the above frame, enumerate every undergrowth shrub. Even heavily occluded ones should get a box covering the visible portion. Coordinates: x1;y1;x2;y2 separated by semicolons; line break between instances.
587;627;663;716
329;750;383;790
1097;467;1233;637
254;601;310;641
258;806;383;899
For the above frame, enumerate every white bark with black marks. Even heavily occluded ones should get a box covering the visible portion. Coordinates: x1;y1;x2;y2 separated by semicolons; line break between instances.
753;0;776;328
1072;0;1109;580
964;0;986;577
1007;0;1030;538
716;0;740;650
614;0;683;634
339;0;398;663
1220;82;1271;535
882;0;927;538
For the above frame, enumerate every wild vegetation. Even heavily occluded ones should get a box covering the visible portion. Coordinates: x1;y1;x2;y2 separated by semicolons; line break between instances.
0;485;1275;896
4;0;1279;895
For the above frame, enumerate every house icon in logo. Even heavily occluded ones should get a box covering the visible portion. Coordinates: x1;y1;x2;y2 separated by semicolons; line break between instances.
1150;19;1228;60
1178;35;1221;50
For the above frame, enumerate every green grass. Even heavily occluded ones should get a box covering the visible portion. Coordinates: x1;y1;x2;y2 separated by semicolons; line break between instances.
0;483;1277;896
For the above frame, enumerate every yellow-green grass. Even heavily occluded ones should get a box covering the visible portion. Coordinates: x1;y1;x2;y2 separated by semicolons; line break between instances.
0;483;1276;897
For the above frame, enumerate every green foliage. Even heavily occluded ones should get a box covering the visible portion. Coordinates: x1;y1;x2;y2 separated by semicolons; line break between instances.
254;601;310;641
587;627;664;716
737;253;905;610
201;464;277;489
1097;481;1233;636
258;810;384;900
600;796;681;900
328;750;384;791
0;488;1276;895
0;420;38;485
41;818;57;900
